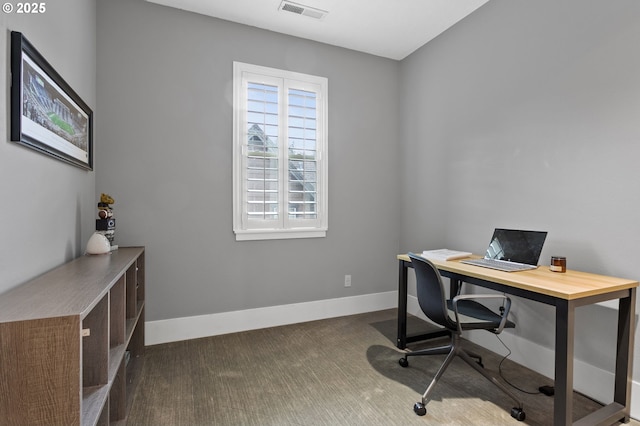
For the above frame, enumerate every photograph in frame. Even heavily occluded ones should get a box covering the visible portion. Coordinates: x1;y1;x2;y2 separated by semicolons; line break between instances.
10;31;93;170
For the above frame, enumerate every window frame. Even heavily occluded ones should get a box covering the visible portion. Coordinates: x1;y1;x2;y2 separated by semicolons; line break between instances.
232;62;328;241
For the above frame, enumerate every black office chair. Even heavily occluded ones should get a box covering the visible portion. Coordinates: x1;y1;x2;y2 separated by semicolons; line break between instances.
399;253;526;421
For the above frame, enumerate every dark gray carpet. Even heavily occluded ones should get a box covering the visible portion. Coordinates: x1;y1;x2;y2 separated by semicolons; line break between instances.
127;309;637;425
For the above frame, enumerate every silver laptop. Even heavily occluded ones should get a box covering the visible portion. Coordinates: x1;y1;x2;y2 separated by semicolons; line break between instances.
460;228;548;272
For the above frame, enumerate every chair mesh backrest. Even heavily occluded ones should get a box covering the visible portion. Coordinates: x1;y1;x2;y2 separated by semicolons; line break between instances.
409;253;457;331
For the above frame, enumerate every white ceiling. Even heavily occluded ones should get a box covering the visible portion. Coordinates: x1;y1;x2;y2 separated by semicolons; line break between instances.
145;0;490;60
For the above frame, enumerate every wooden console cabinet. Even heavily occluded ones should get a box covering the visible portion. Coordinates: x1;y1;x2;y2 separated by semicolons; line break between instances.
0;247;145;425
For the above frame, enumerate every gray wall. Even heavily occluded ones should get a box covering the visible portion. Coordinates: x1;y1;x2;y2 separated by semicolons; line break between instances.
0;0;96;293
96;0;401;322
400;0;640;379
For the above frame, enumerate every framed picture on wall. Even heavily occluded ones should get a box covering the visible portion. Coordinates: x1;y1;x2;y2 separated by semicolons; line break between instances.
10;31;93;170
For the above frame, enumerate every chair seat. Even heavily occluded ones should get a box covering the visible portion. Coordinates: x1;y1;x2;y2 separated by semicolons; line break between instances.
446;299;515;330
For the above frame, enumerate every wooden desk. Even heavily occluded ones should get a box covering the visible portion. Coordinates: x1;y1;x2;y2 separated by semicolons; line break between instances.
396;254;638;426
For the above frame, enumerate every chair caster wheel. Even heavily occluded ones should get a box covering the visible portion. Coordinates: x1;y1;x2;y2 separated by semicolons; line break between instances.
510;407;526;421
399;357;409;368
414;402;427;416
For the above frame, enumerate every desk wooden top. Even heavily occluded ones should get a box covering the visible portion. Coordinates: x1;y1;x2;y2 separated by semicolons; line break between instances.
398;253;638;301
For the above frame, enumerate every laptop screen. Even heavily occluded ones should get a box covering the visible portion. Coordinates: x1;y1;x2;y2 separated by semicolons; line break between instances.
484;229;548;265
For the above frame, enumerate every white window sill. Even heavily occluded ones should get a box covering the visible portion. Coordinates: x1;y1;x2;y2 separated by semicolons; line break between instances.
234;228;327;241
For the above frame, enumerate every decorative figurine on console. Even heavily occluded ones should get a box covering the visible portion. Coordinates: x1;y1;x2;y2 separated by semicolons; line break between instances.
98;193;114;219
95;193;117;251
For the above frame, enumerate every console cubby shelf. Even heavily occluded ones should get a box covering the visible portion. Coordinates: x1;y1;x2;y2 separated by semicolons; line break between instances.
0;247;145;426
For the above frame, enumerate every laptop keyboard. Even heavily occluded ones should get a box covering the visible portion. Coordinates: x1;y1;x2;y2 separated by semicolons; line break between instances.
460;258;537;272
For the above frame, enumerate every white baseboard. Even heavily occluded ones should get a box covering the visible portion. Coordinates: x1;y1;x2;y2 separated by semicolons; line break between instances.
145;290;397;346
406;294;640;420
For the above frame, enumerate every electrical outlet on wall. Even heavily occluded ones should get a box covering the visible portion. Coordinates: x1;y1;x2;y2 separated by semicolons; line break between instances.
344;274;352;287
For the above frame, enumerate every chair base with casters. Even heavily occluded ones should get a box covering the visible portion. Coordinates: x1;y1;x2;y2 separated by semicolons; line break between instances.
399;333;525;421
401;253;526;422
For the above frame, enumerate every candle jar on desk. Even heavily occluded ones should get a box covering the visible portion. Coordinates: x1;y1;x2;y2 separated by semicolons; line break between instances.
550;256;566;273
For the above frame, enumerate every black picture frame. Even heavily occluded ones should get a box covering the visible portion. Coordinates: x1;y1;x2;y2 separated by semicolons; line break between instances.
10;31;93;170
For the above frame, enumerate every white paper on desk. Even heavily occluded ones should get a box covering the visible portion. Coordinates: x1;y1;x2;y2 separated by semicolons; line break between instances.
421;249;472;261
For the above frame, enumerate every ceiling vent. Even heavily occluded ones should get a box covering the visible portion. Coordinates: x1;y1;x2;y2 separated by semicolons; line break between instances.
278;1;328;20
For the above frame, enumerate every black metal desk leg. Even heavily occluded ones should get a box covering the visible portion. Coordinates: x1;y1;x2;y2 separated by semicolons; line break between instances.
554;300;575;426
397;259;409;349
614;288;636;422
396;259;454;349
